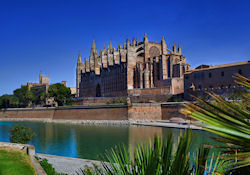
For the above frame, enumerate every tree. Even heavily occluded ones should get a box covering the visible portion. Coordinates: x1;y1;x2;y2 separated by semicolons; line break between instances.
9;125;36;144
0;94;19;109
48;83;72;106
31;87;48;106
13;86;34;107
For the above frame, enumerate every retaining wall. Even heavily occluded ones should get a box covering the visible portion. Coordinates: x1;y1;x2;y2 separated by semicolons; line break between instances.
161;102;186;120
0;103;185;121
128;103;162;120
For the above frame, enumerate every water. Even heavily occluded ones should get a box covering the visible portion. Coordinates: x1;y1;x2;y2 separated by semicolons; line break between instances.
0;121;220;160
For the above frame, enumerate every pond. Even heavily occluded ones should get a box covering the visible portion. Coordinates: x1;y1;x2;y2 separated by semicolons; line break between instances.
0;121;220;160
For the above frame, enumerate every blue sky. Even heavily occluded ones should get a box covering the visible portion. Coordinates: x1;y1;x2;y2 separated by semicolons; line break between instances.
0;0;249;95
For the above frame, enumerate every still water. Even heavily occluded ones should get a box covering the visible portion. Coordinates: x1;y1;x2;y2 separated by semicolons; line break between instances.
0;121;219;160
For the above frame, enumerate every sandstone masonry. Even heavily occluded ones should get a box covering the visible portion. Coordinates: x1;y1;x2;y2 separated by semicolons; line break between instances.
76;34;190;98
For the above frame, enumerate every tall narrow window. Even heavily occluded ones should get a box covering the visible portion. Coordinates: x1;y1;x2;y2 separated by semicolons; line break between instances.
208;72;212;78
221;71;224;77
157;63;160;80
167;58;170;78
238;69;242;75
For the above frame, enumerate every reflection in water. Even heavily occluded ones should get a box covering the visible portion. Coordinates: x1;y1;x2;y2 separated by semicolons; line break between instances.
0;122;220;160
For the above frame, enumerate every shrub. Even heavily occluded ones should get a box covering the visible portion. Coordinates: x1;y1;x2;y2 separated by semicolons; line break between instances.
9;125;36;144
117;98;127;105
38;158;57;175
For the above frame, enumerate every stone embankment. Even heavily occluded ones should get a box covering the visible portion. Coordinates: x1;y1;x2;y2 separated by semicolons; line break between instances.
0;142;46;175
0;102;186;121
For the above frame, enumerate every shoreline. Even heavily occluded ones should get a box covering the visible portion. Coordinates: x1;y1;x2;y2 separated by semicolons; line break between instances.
0;118;202;130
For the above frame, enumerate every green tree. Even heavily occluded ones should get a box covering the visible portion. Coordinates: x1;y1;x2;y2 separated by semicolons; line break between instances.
13;86;34;107
48;83;72;106
31;87;48;106
9;125;36;144
0;94;19;109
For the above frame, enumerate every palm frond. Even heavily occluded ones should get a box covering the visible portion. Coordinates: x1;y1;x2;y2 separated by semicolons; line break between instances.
182;74;250;170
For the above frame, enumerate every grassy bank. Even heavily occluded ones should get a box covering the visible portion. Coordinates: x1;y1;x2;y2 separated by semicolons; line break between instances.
0;146;36;175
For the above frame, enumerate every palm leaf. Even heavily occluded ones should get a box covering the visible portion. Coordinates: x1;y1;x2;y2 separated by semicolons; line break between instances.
182;74;250;170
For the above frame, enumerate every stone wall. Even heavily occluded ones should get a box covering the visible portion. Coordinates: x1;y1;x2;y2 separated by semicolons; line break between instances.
0;108;54;119
72;97;127;105
53;106;128;120
161;102;186;120
0;103;185;121
128;103;162;120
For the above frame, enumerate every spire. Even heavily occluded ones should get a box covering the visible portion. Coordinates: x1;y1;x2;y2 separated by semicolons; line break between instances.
85;57;88;65
109;41;112;50
103;44;106;50
161;36;165;43
173;42;177;53
161;36;167;55
178;43;181;54
136;37;139;45
92;40;96;49
132;37;135;46
126;37;129;48
77;51;82;64
143;32;148;42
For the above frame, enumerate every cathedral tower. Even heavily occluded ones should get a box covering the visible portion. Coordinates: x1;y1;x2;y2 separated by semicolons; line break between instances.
76;51;83;97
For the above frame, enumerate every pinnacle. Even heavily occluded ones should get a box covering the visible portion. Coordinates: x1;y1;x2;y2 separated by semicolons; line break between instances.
162;36;165;41
109;41;112;49
92;40;96;49
77;51;82;63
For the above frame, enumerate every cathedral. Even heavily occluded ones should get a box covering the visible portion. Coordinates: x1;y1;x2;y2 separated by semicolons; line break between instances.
76;33;190;98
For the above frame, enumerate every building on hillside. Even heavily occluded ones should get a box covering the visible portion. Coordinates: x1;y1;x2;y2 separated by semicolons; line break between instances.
76;33;190;99
184;61;250;100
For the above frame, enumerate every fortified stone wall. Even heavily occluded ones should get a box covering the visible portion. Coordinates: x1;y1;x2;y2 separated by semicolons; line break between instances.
0;103;185;121
128;103;162;120
0;108;54;119
53;106;128;120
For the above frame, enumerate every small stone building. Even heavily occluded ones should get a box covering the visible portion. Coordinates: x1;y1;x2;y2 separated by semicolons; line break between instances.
184;61;250;100
76;34;190;98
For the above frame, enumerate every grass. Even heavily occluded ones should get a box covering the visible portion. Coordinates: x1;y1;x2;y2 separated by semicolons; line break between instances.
0;146;36;175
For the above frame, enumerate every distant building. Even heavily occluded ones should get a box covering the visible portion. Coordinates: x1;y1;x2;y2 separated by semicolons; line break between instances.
184;61;250;100
27;73;50;92
25;74;76;106
76;34;190;98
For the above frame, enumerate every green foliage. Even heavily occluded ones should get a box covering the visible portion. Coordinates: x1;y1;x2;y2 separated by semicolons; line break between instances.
183;74;250;172
80;132;224;175
48;83;72;106
13;86;34;107
117;98;127;105
30;87;48;106
38;158;64;175
9;125;36;144
78;164;104;175
0;94;19;109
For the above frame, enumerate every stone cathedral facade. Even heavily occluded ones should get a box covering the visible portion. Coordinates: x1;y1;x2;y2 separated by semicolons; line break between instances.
76;34;190;98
